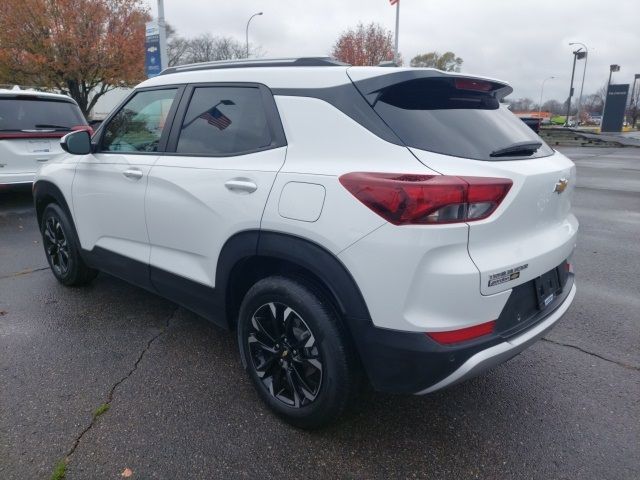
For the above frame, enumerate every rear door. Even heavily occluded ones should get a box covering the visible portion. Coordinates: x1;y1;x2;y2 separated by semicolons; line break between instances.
145;83;287;300
349;71;578;295
0;96;86;179
72;87;181;287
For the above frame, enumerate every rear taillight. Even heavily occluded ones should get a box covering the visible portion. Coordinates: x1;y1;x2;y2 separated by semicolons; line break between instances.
72;125;94;136
339;173;512;225
426;320;496;345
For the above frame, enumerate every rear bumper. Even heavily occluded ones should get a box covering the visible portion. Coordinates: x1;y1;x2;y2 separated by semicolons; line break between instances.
349;276;575;394
416;283;576;394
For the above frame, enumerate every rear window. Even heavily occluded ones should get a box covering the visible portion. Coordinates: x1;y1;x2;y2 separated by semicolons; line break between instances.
370;77;553;161
0;97;86;132
176;86;271;156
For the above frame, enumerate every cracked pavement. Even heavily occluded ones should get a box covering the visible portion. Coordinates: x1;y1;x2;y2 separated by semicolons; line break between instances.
1;147;639;479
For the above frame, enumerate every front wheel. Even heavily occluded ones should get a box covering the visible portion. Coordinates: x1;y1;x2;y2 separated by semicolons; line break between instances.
237;276;359;429
41;203;98;286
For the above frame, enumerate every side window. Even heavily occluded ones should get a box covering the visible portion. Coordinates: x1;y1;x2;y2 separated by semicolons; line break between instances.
176;86;271;156
101;89;177;153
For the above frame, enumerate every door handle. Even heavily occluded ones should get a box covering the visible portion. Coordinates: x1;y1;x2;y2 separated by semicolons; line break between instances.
123;168;143;180
36;158;49;162
225;179;257;194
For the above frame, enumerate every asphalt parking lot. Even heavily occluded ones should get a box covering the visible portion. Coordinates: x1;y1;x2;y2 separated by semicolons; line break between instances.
1;146;639;479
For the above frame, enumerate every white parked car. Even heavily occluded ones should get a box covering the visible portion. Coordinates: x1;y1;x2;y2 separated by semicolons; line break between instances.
0;89;90;185
33;58;577;428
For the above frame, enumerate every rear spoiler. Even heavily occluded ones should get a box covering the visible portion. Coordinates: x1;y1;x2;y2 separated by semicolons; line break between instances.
347;69;513;103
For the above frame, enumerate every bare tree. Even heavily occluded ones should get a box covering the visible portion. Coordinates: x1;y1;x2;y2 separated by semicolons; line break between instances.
506;98;535;112
410;51;463;71
542;99;564;115
166;27;263;67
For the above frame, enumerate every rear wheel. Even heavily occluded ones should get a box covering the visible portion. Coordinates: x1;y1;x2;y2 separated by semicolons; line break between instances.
238;276;359;429
41;203;98;286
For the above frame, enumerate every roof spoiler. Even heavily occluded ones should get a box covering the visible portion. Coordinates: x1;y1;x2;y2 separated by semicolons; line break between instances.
349;70;513;103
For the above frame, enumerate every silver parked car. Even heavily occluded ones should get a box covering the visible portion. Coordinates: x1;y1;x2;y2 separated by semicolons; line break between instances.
0;88;90;185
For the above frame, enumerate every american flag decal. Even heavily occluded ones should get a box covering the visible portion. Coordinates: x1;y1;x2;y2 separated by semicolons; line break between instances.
198;107;232;130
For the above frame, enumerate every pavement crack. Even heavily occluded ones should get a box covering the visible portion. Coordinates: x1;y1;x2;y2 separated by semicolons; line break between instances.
0;266;49;280
63;306;179;462
542;337;639;371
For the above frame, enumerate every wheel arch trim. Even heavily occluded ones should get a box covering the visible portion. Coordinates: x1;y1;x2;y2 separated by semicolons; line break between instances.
217;230;372;325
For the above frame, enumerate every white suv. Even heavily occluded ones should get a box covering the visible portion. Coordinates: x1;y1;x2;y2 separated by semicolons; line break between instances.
33;58;577;428
0;89;90;185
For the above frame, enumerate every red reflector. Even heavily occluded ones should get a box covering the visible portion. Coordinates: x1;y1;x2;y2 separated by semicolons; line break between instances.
426;320;496;345
454;78;493;92
339;173;512;225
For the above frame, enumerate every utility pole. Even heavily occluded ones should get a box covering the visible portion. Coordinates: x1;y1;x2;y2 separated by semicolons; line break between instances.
157;0;168;71
394;1;400;64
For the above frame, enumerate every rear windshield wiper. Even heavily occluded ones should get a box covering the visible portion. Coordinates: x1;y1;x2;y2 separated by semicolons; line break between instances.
490;141;542;158
32;124;72;130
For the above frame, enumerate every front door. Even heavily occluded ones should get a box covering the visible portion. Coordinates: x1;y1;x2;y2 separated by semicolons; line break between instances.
72;87;181;287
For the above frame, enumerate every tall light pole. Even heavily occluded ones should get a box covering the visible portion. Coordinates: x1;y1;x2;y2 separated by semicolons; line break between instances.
246;12;263;58
565;48;586;126
602;64;621;126
607;64;620;89
538;76;555;121
569;42;588;124
157;0;168;71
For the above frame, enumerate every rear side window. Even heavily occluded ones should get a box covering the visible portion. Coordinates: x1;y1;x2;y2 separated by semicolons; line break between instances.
176;86;271;156
0;98;85;131
101;88;177;153
369;77;553;161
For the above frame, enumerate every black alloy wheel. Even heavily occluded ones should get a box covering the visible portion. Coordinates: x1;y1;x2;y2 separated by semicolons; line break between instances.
247;302;323;408
43;215;70;276
238;276;360;429
40;203;98;286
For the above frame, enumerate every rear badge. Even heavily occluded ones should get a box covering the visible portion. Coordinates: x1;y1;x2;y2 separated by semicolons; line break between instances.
488;264;528;287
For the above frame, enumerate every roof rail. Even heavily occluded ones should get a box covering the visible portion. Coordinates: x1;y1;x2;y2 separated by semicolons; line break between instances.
160;57;350;75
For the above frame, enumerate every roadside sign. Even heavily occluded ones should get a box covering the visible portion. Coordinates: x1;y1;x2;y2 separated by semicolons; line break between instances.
601;84;629;132
145;21;162;78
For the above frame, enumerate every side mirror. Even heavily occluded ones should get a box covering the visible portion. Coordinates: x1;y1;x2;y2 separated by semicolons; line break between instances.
61;130;92;155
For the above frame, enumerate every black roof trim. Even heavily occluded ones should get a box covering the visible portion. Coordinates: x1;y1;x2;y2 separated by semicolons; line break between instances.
160;57;349;76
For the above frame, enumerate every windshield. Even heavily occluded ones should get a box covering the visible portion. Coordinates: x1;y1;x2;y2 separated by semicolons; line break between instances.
370;77;553;161
0;97;86;131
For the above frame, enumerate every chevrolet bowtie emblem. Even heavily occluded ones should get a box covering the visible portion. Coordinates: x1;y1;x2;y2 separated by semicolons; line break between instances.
554;178;569;194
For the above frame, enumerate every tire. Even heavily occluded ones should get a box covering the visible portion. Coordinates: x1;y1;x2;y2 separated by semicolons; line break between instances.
41;203;98;286
237;275;359;429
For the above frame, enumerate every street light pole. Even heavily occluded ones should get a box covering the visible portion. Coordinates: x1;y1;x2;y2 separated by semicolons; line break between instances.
157;0;168;71
569;42;588;124
602;64;621;126
565;49;580;126
538;76;555;121
245;12;263;58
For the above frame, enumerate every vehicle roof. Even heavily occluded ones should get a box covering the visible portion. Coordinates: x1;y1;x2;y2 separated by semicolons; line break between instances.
137;57;510;92
0;88;77;103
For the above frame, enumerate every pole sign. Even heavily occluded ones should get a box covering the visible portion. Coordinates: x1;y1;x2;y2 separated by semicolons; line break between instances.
601;84;629;132
145;22;162;78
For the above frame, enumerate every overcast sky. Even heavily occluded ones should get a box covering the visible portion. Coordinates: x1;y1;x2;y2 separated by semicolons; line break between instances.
148;0;640;103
